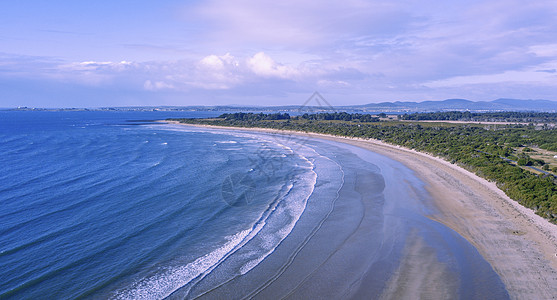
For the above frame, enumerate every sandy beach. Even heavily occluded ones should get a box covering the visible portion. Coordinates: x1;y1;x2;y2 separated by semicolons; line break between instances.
167;122;557;299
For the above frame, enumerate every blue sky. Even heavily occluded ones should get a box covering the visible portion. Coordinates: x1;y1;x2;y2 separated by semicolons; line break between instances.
1;0;557;107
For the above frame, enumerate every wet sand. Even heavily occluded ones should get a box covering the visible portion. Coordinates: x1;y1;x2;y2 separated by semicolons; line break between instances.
321;134;557;299
295;130;557;299
166;122;557;299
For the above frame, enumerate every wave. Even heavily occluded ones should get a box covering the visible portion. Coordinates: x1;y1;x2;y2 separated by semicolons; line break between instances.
111;230;252;300
236;147;317;277
111;130;319;299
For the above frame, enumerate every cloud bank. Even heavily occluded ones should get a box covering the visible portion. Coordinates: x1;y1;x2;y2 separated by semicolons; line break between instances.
1;0;557;107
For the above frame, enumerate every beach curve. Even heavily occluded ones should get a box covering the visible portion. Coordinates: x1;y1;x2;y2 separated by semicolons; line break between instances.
166;121;557;299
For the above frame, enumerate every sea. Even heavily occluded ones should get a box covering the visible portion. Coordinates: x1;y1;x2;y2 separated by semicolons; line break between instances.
0;111;509;299
0;111;325;298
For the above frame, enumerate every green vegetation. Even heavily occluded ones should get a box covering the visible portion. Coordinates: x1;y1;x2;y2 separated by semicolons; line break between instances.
219;112;291;121
400;111;557;123
218;111;380;122
169;112;557;223
299;112;380;122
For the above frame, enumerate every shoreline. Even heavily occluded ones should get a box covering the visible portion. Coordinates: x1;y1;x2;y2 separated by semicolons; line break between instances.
165;121;557;298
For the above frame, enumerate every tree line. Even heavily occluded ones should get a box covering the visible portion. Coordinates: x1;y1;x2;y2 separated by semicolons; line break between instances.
217;112;380;122
400;111;557;123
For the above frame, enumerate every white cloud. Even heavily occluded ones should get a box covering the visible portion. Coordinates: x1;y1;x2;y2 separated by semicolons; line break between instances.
247;52;299;79
143;80;174;91
186;52;333;89
190;53;243;89
199;53;238;69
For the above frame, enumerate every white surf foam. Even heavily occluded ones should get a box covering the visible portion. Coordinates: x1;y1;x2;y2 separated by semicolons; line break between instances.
112;230;251;300
122;125;321;297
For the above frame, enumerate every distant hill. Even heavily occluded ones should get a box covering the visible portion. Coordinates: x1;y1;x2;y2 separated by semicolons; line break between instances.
344;98;557;112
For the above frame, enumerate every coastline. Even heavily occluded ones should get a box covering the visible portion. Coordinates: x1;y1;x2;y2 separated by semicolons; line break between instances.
319;133;557;299
165;121;557;298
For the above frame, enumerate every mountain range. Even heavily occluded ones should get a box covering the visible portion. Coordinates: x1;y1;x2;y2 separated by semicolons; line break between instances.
341;98;557;112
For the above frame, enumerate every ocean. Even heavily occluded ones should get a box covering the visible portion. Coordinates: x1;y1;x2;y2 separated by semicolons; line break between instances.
0;111;508;299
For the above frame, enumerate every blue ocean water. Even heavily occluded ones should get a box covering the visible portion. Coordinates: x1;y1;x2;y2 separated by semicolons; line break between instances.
0;111;317;299
0;111;508;299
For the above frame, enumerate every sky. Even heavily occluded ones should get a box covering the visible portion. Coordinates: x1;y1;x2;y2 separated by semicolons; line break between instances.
1;0;557;107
